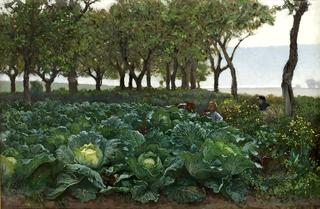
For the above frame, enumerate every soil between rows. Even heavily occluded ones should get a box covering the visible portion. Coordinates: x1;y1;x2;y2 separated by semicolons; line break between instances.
2;194;320;209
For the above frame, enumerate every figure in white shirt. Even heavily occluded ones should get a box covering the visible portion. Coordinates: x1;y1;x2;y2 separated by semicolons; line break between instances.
206;100;223;122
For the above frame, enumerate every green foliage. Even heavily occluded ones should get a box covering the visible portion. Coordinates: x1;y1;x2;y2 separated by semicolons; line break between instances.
279;116;315;172
295;96;320;128
0;155;17;179
267;170;320;197
180;138;257;203
1;100;265;203
0;90;318;203
150;108;172;131
220;99;262;135
165;185;206;203
30;81;44;93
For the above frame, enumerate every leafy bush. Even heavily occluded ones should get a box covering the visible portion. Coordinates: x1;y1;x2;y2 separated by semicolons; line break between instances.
220;99;262;135
30;81;43;93
268;170;320;197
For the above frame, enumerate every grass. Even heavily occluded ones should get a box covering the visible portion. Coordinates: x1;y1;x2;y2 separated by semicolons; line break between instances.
0;80;112;92
1;80;319;97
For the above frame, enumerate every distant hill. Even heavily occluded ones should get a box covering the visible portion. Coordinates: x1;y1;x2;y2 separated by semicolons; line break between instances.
0;44;319;89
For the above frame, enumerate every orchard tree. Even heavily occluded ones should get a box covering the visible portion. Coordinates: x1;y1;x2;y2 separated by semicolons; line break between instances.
79;10;118;91
34;5;70;93
104;6;128;89
281;0;309;116
204;43;227;92
110;0;165;90
0;13;22;93
162;0;205;90
4;0;49;103
198;0;275;97
52;0;99;94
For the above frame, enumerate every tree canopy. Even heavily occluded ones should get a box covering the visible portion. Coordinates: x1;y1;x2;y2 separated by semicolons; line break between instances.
0;0;275;101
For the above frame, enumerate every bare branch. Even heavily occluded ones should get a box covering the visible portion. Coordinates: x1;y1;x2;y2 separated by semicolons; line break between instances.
230;33;251;60
87;67;96;79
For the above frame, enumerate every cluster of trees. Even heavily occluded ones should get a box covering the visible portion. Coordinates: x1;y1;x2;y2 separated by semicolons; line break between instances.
0;0;310;117
0;0;275;102
306;79;320;89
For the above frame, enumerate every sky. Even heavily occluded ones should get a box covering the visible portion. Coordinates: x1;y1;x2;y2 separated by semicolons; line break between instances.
93;0;320;47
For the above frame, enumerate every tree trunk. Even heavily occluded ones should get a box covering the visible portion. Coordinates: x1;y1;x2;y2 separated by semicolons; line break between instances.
171;56;178;90
23;72;31;103
115;60;126;90
9;76;16;93
93;68;103;91
282;80;294;116
68;69;78;94
120;73;125;90
181;66;189;89
208;49;225;93
230;67;238;98
95;77;102;91
128;72;133;90
136;78;142;91
282;0;308;116
45;81;52;93
190;59;197;89
219;43;238;98
23;57;31;104
36;68;59;94
214;71;221;92
134;53;152;91
181;64;190;89
165;62;171;90
146;67;152;88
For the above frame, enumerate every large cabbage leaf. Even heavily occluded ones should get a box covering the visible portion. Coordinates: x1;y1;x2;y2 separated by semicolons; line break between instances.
165;185;206;203
180;139;256;202
17;153;56;180
47;173;82;199
0;155;17;178
97;116;129;139
171;121;207;150
65;164;106;190
150;108;172;131
130;180;159;203
70;180;100;202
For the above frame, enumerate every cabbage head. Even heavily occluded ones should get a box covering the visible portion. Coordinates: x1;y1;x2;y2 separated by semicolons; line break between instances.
68;131;105;168
74;143;103;168
151;109;172;131
0;155;17;178
139;152;159;170
129;152;163;181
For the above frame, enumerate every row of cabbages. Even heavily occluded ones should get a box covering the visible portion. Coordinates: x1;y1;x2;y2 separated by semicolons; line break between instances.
0;101;260;203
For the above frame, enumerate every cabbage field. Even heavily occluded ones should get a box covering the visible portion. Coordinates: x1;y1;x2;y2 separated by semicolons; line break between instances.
0;101;265;204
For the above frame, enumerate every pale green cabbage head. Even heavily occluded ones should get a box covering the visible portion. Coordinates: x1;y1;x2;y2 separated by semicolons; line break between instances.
74;143;103;168
143;158;156;169
137;152;163;172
